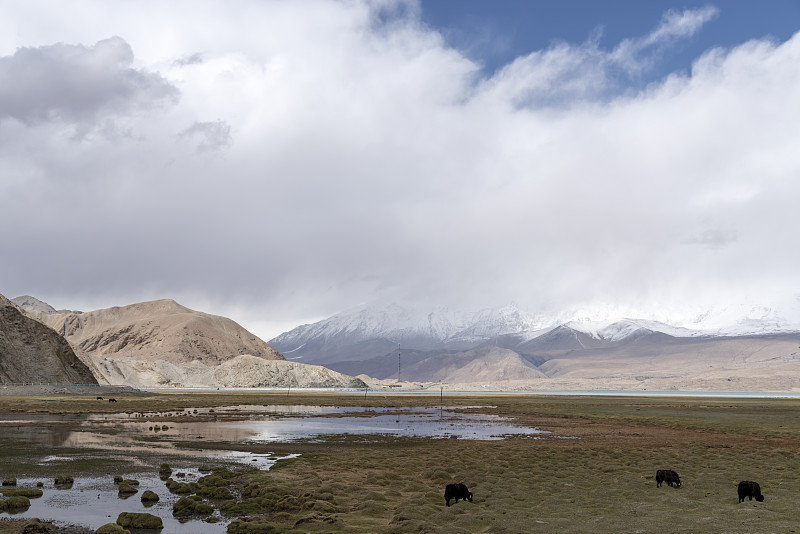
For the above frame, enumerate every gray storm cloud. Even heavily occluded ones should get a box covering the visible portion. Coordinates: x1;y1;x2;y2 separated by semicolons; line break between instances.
0;37;178;125
1;1;799;339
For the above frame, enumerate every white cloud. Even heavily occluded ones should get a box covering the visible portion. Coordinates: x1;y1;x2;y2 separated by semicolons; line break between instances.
0;37;178;125
1;1;799;339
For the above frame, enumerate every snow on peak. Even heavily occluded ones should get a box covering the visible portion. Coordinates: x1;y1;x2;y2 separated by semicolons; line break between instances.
271;299;800;349
563;318;700;341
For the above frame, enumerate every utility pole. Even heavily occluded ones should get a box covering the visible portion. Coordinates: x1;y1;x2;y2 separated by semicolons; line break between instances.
397;343;401;384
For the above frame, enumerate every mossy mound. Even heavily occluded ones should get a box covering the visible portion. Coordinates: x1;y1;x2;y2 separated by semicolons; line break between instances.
95;523;130;534
173;495;214;517
117;483;138;495
158;463;172;480
198;474;230;487
116;512;163;529
120;479;139;486
2;476;17;486
165;477;198;495
0;488;43;498
0;495;31;511
219;499;263;516
140;490;160;503
198;485;233;500
20;518;52;534
113;475;123;484
54;474;74;485
227;517;292;534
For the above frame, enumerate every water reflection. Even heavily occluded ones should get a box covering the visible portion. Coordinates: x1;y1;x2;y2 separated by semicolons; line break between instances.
10;471;230;533
232;407;545;441
5;405;545;450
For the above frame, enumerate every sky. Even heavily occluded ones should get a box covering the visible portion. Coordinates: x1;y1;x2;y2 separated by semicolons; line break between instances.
2;0;800;340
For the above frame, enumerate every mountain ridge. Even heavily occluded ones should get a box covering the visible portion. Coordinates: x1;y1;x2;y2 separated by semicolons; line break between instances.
11;296;365;389
272;302;800;389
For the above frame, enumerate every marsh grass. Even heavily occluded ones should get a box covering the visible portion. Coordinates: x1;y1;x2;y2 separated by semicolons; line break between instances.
2;393;800;532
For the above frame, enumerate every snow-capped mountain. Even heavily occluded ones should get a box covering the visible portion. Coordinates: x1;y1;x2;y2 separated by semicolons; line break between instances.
269;303;549;364
270;301;800;366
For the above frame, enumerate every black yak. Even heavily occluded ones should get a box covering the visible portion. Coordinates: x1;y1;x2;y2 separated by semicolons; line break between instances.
656;469;681;488
738;481;764;502
444;483;472;506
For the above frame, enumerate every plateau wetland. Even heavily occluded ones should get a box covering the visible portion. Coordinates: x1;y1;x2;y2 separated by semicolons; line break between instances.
1;391;799;533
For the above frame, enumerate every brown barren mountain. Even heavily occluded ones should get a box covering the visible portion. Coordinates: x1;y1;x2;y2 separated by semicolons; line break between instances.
27;298;363;388
40;299;283;365
0;293;97;385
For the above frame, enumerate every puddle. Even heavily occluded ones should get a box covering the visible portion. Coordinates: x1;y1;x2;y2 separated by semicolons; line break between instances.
6;405;544;447
229;407;545;441
73;405;544;444
7;470;230;533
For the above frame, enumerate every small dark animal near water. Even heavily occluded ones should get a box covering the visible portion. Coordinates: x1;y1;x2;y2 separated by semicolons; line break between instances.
738;481;764;502
108;398;117;403
656;469;681;488
444;483;472;506
96;396;103;400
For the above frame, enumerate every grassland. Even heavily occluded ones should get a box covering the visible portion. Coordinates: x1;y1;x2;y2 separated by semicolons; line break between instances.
1;392;799;533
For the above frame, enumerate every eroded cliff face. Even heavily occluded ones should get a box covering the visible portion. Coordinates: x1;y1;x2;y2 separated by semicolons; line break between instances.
0;294;97;385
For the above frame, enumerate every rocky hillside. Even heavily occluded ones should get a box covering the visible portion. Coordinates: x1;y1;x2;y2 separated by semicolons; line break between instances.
0;294;97;384
18;297;363;388
36;299;283;366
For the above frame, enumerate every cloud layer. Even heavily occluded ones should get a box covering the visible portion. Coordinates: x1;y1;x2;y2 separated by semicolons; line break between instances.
1;1;799;337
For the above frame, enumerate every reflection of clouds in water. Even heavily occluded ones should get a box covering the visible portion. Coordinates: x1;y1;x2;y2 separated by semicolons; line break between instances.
9;405;546;460
240;408;546;442
38;455;74;463
80;405;535;444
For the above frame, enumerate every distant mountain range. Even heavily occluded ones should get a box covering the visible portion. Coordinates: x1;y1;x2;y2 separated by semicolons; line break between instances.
6;294;800;391
270;302;800;389
270;301;800;363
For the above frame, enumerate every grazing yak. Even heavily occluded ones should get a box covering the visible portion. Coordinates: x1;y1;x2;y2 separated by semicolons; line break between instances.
444;483;472;507
738;481;764;503
108;398;117;403
656;469;681;488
